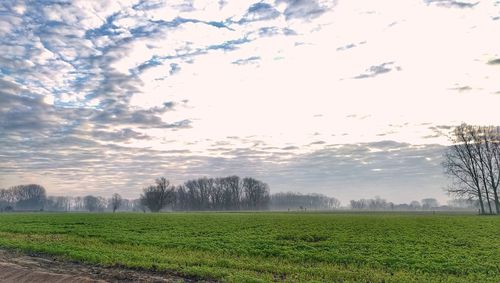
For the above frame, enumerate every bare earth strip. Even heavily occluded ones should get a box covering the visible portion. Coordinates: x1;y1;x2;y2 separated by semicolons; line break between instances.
0;262;102;283
0;250;203;283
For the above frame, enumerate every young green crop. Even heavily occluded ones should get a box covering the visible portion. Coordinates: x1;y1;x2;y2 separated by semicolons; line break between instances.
0;212;498;282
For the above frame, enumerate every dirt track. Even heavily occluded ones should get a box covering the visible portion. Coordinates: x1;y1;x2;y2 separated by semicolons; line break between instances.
0;250;203;283
0;262;102;283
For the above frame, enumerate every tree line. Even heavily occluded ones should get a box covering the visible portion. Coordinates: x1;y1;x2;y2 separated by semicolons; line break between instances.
1;183;476;213
140;176;271;212
0;184;46;211
444;124;500;214
1;176;343;213
0;184;144;212
348;197;482;211
4;155;493;213
349;197;442;211
270;192;340;210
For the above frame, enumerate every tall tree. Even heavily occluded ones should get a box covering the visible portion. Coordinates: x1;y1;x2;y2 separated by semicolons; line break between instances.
10;184;47;210
475;126;500;214
110;193;123;213
444;124;486;214
45;196;70;211
469;127;494;214
83;195;105;212
140;177;175;212
443;124;500;214
242;177;270;210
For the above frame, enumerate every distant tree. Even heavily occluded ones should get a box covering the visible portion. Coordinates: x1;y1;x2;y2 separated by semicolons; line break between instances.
0;188;15;211
328;197;341;209
45;196;70;211
270;192;340;210
110;193;123;213
350;199;368;210
224;176;242;210
349;197;390;210
84;195;105;212
72;196;85;211
421;198;439;210
184;177;214;210
140;177;175;212
120;198;132;211
170;176;271;211
132;199;147;213
242;177;270;210
389;202;395;210
173;185;189;211
98;196;107;211
447;198;478;209
10;184;47;210
368;196;388;210
409;200;421;210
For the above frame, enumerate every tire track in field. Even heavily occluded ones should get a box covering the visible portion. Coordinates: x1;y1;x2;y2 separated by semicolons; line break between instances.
0;262;102;283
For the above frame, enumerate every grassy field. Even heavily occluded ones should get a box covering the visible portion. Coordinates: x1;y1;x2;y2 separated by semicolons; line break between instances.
0;212;498;282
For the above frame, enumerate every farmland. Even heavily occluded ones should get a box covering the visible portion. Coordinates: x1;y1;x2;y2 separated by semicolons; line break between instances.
0;212;498;282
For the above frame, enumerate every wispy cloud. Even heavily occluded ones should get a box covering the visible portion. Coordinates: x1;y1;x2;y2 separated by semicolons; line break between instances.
424;0;478;9
353;62;401;79
277;0;336;20
239;3;280;23
232;56;261;65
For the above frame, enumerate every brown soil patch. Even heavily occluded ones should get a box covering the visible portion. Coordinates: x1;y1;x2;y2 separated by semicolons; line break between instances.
0;261;104;283
0;250;209;282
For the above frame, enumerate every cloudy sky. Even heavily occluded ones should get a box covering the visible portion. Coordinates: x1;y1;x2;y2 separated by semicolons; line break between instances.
1;0;499;204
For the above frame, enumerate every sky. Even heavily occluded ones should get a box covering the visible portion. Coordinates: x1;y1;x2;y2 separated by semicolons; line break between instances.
1;0;500;204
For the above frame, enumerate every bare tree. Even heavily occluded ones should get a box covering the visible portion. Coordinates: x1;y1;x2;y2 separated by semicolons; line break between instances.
171;176;270;211
444;124;487;214
349;197;389;210
444;124;500;214
448;198;478;209
140;177;175;212
421;198;439;210
409;201;421;210
84;195;105;212
469;127;494;213
270;192;340;210
474;126;500;214
45;196;70;211
242;177;270;210
0;188;15;211
110;193;123;213
72;196;85;211
9;184;47;211
368;196;389;210
132;199;147;212
225;176;242;210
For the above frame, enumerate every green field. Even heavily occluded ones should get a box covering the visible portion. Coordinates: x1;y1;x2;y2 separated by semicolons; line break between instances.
0;212;498;282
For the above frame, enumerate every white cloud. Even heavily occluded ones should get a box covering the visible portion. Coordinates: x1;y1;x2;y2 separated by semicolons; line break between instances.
2;0;499;201
0;15;21;36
